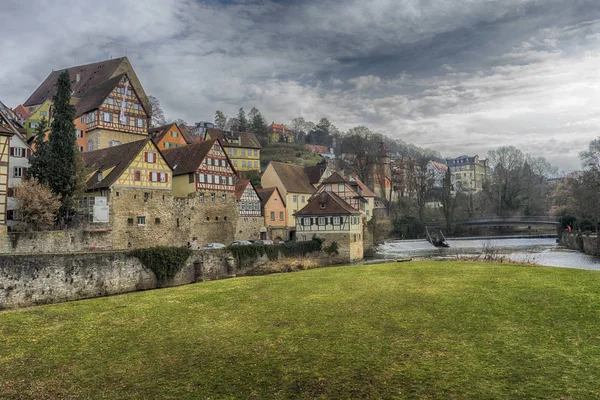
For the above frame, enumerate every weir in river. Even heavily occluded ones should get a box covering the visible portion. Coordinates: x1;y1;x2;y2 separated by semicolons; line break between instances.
376;236;600;270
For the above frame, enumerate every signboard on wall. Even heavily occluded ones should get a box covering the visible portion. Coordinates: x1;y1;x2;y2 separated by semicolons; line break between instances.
93;196;109;223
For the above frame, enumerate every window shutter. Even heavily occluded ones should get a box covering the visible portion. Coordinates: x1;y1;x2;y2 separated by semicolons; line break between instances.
22;167;28;176
10;147;14;156
26;149;31;158
148;172;152;181
330;217;333;225
165;173;169;183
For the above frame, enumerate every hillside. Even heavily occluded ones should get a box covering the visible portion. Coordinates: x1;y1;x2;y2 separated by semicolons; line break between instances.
2;261;600;399
260;142;325;169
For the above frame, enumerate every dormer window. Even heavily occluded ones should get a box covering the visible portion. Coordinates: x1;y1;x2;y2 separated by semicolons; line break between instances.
97;172;103;182
320;202;326;209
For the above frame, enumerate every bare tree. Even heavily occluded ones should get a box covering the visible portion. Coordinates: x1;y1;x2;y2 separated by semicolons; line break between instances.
15;178;61;231
149;95;166;127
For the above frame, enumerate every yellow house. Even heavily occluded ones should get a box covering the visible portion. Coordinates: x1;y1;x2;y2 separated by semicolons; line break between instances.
23;99;52;137
204;128;261;171
81;138;172;249
261;161;315;238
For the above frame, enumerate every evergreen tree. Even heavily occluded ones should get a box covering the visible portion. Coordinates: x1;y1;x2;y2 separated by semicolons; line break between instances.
214;110;227;129
236;108;247;132
27;117;50;184
47;70;78;223
250;108;267;138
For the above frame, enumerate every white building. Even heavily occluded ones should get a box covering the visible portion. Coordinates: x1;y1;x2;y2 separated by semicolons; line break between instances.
7;132;31;230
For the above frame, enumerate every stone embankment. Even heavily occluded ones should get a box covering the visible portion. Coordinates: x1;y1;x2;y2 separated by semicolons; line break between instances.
560;232;600;256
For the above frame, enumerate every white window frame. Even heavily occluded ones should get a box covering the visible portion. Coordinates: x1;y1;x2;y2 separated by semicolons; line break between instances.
333;217;341;225
137;216;146;226
13;167;23;178
198;174;205;183
136;118;145;128
303;217;311;226
318;217;326;226
102;112;112;122
207;175;213;184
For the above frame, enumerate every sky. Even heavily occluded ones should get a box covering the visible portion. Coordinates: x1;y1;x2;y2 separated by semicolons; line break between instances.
1;0;600;171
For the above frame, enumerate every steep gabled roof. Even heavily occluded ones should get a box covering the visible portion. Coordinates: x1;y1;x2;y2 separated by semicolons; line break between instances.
73;74;124;118
269;161;315;194
321;171;346;184
161;140;215;176
177;123;195;144
256;186;286;207
235;179;251;199
24;57;127;107
304;164;328;185
346;176;376;197
205;128;262;149
149;123;192;146
82;139;150;190
295;191;360;216
12;104;32;120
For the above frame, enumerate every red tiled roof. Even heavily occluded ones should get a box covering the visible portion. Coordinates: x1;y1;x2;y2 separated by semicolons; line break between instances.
24;57;126;107
305;144;329;154
149;123;193;146
295;191;361;216
347;176;377;197
269;161;315;194
13;104;31;120
235;179;250;199
161;140;216;176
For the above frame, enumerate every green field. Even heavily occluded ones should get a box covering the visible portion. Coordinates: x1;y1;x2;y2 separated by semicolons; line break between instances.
2;261;600;399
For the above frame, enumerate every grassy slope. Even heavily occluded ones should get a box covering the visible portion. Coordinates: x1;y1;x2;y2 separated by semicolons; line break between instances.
2;261;600;399
260;142;324;168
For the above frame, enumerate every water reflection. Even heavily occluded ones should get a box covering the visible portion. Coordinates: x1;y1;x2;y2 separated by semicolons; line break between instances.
376;237;600;270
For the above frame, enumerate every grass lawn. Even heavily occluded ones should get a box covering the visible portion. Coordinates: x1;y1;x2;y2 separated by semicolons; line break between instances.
2;261;600;399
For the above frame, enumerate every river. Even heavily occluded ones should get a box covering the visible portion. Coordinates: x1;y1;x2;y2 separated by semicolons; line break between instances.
375;237;600;270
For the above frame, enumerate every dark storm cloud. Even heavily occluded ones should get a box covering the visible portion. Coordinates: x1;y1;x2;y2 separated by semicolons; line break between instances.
1;0;600;170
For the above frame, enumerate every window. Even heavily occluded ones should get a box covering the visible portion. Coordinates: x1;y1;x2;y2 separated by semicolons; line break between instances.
132;103;141;110
171;131;178;137
210;193;215;202
233;148;238;156
228;176;233;185
293;195;297;203
160;173;168;183
134;170;141;181
338;184;345;192
137;216;146;226
233;160;238;167
106;97;116;105
199;193;204;203
242;149;246;156
303;217;311;226
221;159;226;167
144;192;150;201
366;210;370;217
155;218;161;225
242;160;247;168
11;147;23;157
40;111;47;116
207;175;213;183
80;116;85;123
325;184;332;192
301;196;305;203
136;118;145;128
76;130;83;138
127;218;134;226
29;122;38;128
222;193;226;203
145;151;156;163
109;140;122;147
97;172;103;182
333;217;341;225
120;116;130;125
254;150;258;157
254;161;258;168
270;211;275;221
279;212;284;221
87;112;96;123
318;217;326;226
13;167;25;178
227;148;232;155
198;174;205;183
102;112;112;122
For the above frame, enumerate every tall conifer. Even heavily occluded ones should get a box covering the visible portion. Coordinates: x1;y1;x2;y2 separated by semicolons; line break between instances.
47;70;78;222
27;117;50;184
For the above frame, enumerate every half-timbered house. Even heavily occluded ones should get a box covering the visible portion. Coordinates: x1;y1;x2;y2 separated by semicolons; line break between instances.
162;139;239;246
234;179;264;240
295;191;363;262
150;123;193;150
204;128;262;172
7;131;32;230
313;172;375;221
81;138;173;249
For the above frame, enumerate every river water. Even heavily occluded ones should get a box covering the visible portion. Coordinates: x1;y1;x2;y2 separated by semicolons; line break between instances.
375;237;600;270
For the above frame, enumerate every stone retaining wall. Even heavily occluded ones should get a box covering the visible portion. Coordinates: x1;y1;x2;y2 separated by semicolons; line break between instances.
560;232;600;256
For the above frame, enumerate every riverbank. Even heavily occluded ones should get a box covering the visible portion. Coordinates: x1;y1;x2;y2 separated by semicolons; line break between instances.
560;232;600;256
2;261;600;399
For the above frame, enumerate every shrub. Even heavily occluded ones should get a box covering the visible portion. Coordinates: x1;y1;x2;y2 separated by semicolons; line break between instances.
575;218;595;232
324;241;339;256
228;237;323;269
129;247;192;285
